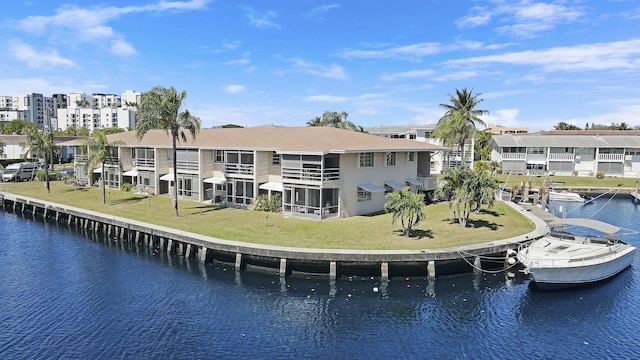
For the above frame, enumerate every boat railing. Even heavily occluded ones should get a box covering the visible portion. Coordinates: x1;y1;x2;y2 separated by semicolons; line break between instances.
521;246;623;268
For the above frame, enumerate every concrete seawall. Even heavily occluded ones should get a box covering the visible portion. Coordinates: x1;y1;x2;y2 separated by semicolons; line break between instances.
0;191;548;280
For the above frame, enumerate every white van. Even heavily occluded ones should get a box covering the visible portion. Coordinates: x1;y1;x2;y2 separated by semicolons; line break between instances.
1;162;39;182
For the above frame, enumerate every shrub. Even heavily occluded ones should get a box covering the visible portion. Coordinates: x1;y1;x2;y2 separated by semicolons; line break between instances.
252;193;282;213
596;171;605;179
120;183;135;192
36;171;62;181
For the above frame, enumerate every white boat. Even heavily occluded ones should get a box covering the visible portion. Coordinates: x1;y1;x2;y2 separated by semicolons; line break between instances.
631;189;640;202
548;189;585;202
517;218;636;289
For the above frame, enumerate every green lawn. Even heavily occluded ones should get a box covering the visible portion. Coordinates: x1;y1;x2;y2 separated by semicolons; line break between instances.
1;181;535;250
495;174;639;189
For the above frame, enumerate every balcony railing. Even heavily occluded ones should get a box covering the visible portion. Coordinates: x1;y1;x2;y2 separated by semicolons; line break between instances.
417;176;437;191
133;159;155;168
281;167;340;182
501;153;526;160
548;153;574;160
598;153;624;161
225;163;254;175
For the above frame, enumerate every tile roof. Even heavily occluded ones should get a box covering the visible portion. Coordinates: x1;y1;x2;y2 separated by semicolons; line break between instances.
93;126;449;154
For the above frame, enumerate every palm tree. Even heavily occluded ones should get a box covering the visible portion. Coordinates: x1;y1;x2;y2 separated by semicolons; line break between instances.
433;88;489;162
384;188;426;237
24;128;58;194
136;86;201;217
306;111;366;132
83;130;124;205
0;139;4;157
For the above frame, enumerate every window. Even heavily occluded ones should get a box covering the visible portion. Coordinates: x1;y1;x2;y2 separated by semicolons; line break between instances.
359;152;374;168
408;134;416;140
407;152;415;162
215;150;224;163
357;188;371;201
272;152;280;165
386;152;396;166
527;147;544;154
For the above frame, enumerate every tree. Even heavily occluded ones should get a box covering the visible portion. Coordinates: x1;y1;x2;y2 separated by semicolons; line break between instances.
434;166;499;227
136;86;201;217
24;128;58;194
306;111;366;132
0;139;4;157
83;130;124;205
433;88;489;161
553;121;580;130
75;99;91;108
473;130;492;161
4;119;34;135
384;188;426;237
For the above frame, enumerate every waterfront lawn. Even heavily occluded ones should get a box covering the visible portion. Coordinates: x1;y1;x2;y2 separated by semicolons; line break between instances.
496;174;639;189
1;181;535;250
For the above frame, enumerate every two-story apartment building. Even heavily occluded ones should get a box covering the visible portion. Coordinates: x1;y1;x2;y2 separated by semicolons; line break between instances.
0;134;77;162
491;130;640;177
365;124;474;174
69;127;447;220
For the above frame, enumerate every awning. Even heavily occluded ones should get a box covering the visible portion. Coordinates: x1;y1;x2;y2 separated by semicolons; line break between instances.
159;173;174;181
526;160;547;165
357;183;386;193
123;169;138;177
385;181;406;190
204;176;226;185
93;167;102;174
406;179;422;186
259;181;284;192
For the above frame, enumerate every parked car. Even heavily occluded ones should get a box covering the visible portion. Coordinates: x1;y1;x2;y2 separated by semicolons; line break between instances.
1;162;39;182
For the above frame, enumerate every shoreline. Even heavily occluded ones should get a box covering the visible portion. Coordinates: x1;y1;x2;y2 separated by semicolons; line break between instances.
0;190;549;279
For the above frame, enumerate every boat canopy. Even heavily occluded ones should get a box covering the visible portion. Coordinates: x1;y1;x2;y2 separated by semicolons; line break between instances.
549;218;621;235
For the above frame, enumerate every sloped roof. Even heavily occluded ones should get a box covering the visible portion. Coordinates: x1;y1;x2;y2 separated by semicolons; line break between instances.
63;126;448;154
493;133;640;148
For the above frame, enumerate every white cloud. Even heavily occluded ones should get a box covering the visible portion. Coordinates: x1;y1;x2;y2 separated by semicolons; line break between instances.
307;4;340;19
304;95;350;103
337;42;442;60
280;57;347;80
8;1;209;59
457;1;585;38
9;40;74;68
446;39;640;72
243;7;281;29
381;69;435;81
223;84;246;94
482;109;521;127
111;39;136;57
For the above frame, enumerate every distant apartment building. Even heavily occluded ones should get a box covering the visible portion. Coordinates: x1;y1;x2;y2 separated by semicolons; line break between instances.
0;134;76;161
0;90;141;132
484;123;529;135
491;130;640;177
365;124;470;174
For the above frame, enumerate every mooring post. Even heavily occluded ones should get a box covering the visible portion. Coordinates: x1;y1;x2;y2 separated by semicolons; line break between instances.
427;261;436;279
235;253;242;271
199;246;207;264
185;244;192;258
381;262;389;282
473;256;482;274
279;258;288;277
329;261;337;280
166;239;173;254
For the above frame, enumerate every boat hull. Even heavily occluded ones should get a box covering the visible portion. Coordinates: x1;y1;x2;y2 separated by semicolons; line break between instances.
521;247;636;288
548;191;584;202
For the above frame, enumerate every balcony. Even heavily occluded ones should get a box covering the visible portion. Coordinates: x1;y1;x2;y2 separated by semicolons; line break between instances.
501;153;526;160
133;158;155;168
548;153;574;161
598;153;624;161
417;176;437;191
281;167;340;182
225;163;254;175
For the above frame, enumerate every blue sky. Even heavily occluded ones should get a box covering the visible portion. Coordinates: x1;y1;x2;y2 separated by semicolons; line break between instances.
1;0;639;131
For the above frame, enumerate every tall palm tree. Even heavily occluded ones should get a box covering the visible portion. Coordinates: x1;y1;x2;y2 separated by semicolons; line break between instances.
83;130;124;205
135;86;201;217
25;127;58;194
306;111;366;132
434;88;489;162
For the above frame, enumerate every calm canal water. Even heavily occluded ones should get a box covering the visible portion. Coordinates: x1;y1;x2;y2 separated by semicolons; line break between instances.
1;195;639;359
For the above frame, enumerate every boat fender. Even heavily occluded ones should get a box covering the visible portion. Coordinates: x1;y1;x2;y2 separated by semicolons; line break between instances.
507;257;517;265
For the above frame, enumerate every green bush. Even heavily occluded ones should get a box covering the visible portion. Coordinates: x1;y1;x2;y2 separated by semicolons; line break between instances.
596;171;605;179
36;171;62;181
252;193;282;213
120;183;135;192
